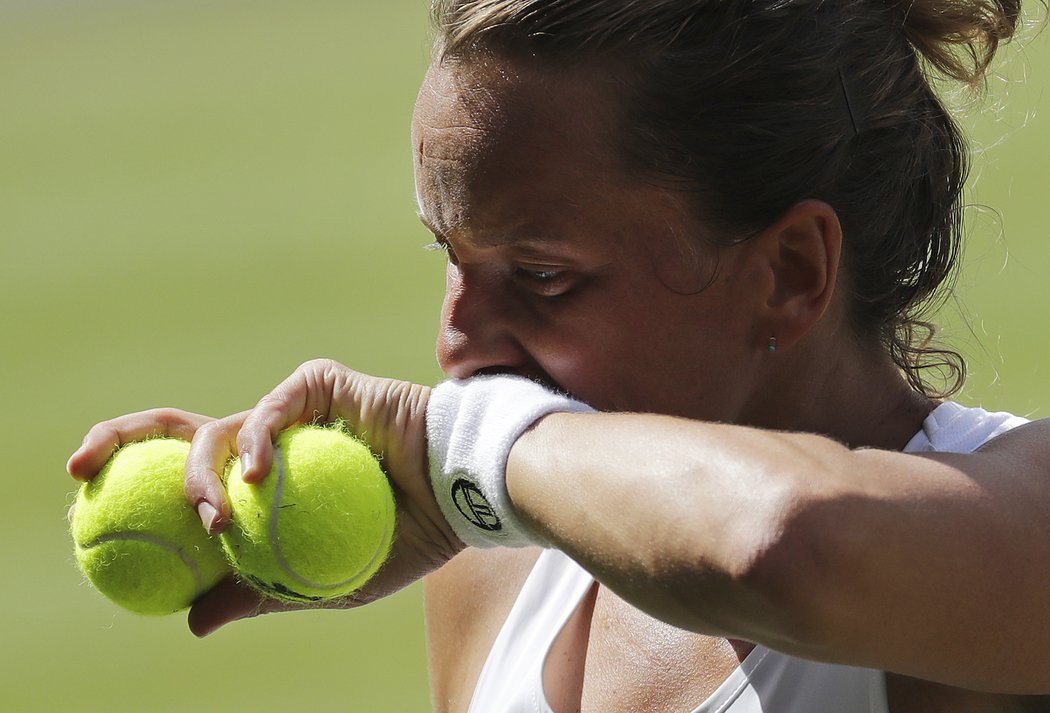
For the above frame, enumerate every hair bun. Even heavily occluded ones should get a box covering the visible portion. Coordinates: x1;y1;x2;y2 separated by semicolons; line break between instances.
894;0;1022;83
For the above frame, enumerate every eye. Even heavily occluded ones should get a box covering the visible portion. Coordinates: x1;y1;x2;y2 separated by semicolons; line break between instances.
514;266;571;296
519;268;562;282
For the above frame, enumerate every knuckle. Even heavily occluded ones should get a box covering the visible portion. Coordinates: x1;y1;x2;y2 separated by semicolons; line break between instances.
183;464;203;488
194;415;241;448
183;474;209;505
255;391;287;408
253;392;291;422
84;421;122;451
153;407;187;424
183;457;206;489
153;408;196;437
302;357;336;372
213;412;243;429
301;358;353;384
83;421;110;443
193;419;224;442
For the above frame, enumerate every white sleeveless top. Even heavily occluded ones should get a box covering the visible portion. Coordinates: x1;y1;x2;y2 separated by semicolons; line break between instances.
467;402;1029;713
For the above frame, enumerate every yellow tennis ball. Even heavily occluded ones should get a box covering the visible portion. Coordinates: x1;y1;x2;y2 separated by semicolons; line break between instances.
70;439;232;616
220;424;396;603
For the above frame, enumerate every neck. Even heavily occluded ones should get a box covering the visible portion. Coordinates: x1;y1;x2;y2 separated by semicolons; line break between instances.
744;338;937;452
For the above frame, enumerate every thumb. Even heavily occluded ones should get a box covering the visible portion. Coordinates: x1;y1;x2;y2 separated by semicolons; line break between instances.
187;576;288;637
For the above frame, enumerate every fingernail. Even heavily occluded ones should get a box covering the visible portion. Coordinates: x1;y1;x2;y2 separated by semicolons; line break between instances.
67;503;77;523
239;452;253;480
197;501;220;533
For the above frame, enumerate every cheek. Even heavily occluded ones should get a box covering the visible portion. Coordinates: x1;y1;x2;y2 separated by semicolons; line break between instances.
517;300;655;406
539;290;753;414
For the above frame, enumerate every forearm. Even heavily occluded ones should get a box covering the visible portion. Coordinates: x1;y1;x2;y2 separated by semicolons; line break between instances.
505;411;1050;691
506;411;832;646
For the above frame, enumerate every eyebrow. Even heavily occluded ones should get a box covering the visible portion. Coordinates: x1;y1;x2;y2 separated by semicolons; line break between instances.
416;212;565;250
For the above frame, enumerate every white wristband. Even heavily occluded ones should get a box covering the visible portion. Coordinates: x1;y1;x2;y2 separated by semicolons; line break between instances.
426;375;594;548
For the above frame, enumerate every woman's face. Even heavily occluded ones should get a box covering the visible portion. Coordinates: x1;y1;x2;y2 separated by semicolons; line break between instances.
411;56;773;420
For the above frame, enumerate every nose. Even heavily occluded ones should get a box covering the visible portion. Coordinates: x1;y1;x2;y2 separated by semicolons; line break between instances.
437;271;530;379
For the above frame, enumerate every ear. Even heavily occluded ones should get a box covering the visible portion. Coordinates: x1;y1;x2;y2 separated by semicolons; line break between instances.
758;199;842;351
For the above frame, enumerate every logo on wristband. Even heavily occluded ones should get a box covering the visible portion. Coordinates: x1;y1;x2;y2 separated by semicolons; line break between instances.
451;478;502;532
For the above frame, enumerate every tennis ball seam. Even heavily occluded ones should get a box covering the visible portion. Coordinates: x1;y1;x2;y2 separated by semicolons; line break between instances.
267;444;394;592
76;531;211;598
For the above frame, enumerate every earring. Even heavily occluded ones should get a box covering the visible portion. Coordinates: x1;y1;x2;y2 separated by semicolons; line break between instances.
767;337;777;354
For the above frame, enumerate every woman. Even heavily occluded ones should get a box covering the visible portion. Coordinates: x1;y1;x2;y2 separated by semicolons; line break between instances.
68;0;1050;710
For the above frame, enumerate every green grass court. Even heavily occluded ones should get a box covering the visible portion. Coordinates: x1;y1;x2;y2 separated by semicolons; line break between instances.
2;2;1048;710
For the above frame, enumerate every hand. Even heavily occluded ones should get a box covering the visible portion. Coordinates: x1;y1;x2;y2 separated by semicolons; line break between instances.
67;408;214;481
67;360;464;636
183;359;463;635
66;407;283;633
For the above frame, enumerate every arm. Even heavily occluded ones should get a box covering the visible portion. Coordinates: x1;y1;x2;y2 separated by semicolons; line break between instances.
507;411;1050;693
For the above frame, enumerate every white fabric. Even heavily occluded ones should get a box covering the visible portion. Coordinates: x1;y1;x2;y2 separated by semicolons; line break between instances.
902;400;1029;454
467;401;1029;713
427;376;595;548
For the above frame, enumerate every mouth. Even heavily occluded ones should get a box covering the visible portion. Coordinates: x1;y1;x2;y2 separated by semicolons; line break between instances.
469;366;579;402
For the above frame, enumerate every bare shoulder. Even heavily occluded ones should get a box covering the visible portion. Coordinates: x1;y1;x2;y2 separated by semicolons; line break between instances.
424;547;543;713
887;674;1050;712
977;418;1050;459
911;416;1050;499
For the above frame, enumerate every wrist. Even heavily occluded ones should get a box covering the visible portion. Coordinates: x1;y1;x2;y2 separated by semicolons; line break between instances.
425;375;594;548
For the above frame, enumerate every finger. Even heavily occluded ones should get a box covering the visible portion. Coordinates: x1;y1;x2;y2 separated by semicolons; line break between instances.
185;413;247;534
67;409;213;481
187;577;291;638
237;362;336;484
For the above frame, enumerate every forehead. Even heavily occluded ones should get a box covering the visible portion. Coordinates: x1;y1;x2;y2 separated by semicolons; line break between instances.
412;54;620;158
411;55;628;242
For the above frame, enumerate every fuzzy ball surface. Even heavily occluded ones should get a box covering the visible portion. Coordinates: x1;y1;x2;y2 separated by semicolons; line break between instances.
71;439;231;615
220;424;396;603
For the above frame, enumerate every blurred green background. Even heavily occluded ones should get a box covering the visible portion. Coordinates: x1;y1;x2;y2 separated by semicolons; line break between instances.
1;2;1047;711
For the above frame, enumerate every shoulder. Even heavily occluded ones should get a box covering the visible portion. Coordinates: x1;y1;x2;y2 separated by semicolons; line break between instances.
977;417;1049;453
907;401;1050;479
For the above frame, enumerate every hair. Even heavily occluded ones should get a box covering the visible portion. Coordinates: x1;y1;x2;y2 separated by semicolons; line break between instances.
429;0;1033;398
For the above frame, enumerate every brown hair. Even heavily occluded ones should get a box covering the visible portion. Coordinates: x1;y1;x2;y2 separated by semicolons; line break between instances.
431;0;1028;397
